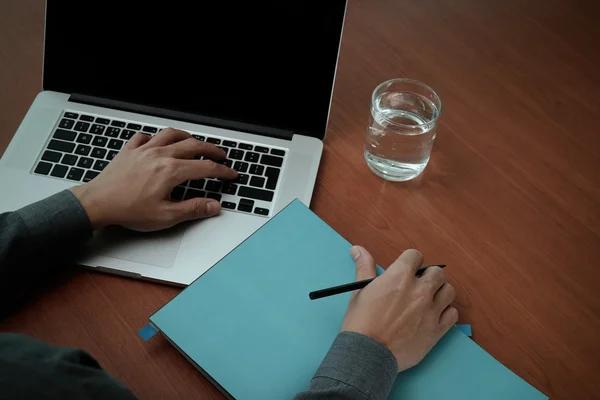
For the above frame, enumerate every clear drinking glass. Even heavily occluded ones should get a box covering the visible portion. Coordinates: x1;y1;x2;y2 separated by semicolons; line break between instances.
364;78;442;181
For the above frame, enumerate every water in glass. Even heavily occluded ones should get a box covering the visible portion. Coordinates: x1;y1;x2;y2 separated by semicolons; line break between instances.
365;87;440;181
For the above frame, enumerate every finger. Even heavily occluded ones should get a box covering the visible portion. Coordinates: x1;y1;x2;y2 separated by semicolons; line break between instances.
166;198;222;223
419;266;446;296
165;138;226;160
145;128;191;147
438;305;459;333
125;133;151;149
433;282;455;313
350;246;376;282
387;249;424;277
175;159;238;182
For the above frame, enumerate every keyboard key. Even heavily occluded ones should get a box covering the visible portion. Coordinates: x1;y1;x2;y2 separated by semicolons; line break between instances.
245;152;259;163
249;164;264;175
184;189;205;199
74;121;90;132
107;150;119;161
79;115;94;122
127;123;142;130
223;140;237;147
205;180;222;192
53;129;76;141
95;117;110;125
105;127;120;137
61;154;78;166
91;147;107;158
77;157;93;168
206;137;221;144
271;149;286;156
170;186;185;201
142;126;158;133
206;192;222;201
111;120;126;127
221;201;236;209
83;170;99;182
190;179;205;189
239;143;253;150
67;167;84;181
229;149;244;160
260;154;283;167
233;173;249;185
108;139;124;150
238;186;274;202
193;135;205;141
75;144;92;156
90;124;106;135
223;159;233;168
233;161;249;173
41;150;61;162
58;118;75;129
48;139;76;153
120;129;135;140
265;167;280;190
255;146;269;153
76;133;92;144
92;136;108;147
64;112;79;119
93;160;109;171
222;182;238;195
237;198;254;212
50;164;68;178
217;146;229;156
250;176;265;188
254;207;269;216
34;161;52;175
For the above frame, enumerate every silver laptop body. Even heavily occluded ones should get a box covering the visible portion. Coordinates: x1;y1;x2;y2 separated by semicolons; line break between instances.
0;1;347;285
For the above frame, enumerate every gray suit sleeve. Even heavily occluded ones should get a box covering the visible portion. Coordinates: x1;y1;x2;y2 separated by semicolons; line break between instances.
295;331;398;400
0;189;92;319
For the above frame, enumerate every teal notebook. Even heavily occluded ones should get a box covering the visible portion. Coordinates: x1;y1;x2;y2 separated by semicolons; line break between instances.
150;200;547;400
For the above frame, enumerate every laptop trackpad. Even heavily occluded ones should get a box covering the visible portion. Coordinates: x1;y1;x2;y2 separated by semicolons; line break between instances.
85;224;185;269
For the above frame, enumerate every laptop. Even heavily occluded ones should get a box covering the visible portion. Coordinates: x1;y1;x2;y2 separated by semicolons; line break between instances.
0;0;347;285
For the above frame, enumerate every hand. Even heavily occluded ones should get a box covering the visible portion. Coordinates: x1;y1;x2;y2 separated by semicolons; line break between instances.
70;128;237;231
341;246;458;372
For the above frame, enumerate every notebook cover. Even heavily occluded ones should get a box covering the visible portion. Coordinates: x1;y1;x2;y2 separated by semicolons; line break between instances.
150;199;547;400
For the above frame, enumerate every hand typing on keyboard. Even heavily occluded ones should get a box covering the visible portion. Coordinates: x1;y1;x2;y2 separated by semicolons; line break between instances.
69;128;238;231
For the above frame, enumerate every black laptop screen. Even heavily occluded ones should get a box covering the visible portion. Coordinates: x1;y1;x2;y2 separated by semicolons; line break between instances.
43;1;346;139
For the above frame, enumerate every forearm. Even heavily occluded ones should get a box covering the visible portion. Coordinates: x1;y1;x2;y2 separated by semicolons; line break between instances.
0;190;92;319
295;331;398;400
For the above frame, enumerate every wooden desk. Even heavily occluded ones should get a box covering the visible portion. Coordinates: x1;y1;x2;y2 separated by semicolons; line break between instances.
1;0;599;398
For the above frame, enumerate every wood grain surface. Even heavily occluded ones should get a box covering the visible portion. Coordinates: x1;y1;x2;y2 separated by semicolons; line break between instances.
1;0;599;399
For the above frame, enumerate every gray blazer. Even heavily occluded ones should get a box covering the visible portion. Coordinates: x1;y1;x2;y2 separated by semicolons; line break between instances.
0;190;397;399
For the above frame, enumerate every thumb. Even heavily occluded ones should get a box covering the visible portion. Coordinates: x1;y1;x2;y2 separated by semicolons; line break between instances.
350;245;376;282
171;198;222;223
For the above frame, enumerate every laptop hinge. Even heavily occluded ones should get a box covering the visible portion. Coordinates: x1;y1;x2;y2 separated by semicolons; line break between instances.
69;93;294;141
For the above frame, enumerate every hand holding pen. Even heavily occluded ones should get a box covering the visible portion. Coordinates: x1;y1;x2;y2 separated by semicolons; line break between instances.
327;246;458;373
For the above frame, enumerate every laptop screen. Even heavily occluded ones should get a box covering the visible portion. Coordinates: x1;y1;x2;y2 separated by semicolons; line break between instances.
43;1;347;140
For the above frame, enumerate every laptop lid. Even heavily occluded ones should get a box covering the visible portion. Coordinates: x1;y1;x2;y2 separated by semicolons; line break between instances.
43;1;347;141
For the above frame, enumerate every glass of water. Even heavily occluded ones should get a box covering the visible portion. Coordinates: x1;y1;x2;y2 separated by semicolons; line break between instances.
364;78;442;181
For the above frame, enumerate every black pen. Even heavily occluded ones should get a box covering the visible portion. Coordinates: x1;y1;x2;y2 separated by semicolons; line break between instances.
309;264;446;300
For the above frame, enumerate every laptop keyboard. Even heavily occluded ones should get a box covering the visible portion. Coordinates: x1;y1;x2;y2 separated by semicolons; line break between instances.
32;111;288;217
